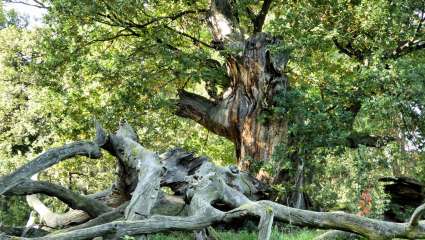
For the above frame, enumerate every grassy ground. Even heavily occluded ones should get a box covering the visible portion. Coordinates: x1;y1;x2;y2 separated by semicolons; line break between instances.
148;228;320;240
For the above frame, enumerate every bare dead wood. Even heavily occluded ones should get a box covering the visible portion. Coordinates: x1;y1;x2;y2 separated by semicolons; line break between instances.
0;141;102;195
258;207;274;240
5;180;111;217
12;193;425;240
3;123;425;240
176;33;289;173
409;202;425;227
26;194;90;228
107;123;162;221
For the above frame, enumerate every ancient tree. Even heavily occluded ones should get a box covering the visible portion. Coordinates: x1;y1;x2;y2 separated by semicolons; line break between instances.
1;0;425;239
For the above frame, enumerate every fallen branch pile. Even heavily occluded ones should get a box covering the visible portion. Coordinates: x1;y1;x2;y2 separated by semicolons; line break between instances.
1;123;425;240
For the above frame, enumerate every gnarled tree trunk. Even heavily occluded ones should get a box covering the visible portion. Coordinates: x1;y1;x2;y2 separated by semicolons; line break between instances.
176;0;290;178
177;33;289;173
175;0;300;208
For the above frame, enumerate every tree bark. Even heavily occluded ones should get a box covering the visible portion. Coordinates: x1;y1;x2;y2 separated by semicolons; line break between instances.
176;33;289;175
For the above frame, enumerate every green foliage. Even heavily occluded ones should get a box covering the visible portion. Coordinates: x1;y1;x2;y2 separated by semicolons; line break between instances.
0;2;28;29
0;196;31;226
264;0;425;214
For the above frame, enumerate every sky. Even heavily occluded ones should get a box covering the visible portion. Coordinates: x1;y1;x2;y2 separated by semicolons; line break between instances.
3;0;46;28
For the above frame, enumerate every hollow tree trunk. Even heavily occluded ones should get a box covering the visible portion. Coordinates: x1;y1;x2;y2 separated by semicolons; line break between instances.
177;33;289;176
175;0;301;210
226;34;289;173
174;0;290;182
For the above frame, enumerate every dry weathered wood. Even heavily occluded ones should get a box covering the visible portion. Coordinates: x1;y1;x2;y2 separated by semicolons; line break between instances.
176;33;289;178
160;148;269;200
108;123;162;221
12;196;425;240
409;202;425;227
5;180;110;217
258;207;274;240
26;194;90;228
57;203;128;233
0;141;102;195
3;123;423;240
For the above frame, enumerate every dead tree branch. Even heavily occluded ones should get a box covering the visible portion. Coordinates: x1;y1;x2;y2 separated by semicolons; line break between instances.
0;141;102;195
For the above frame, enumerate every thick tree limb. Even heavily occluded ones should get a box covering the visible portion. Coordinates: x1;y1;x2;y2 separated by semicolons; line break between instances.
0;141;102;195
390;40;425;59
62;194;186;233
408;202;425;227
111;124;162;221
346;132;395;148
12;194;425;240
258;207;274;240
175;90;234;140
23;215;227;240
5;180;111;217
62;203;128;233
2;123;421;240
26;195;89;228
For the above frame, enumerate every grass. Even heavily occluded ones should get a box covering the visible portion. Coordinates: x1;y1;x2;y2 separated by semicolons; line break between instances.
148;228;320;240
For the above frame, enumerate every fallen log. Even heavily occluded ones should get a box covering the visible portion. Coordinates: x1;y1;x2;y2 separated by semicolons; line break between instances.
1;123;425;240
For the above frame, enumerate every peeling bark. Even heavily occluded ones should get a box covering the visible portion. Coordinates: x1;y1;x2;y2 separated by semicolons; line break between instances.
174;0;289;177
176;33;289;175
176;90;233;140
